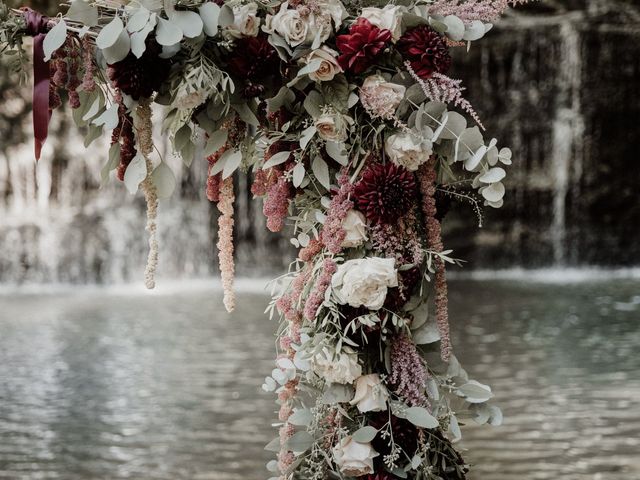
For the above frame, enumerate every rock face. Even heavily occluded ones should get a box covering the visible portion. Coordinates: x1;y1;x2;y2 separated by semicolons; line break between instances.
0;0;639;284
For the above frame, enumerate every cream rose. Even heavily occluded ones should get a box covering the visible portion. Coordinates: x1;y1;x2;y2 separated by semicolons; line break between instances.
265;3;311;46
315;112;349;142
331;257;398;310
350;374;389;413
311;348;362;384
360;74;406;119
385;131;432;171
306;46;342;82
225;3;261;38
361;5;404;42
341;210;367;248
333;436;379;477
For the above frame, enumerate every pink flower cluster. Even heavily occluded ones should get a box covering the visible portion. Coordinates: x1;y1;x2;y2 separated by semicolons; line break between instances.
430;0;529;23
320;171;354;254
217;177;236;313
418;158;452;362
264;174;293;232
389;334;430;407
303;258;337;321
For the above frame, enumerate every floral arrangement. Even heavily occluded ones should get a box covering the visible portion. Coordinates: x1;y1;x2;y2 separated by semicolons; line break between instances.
0;0;530;478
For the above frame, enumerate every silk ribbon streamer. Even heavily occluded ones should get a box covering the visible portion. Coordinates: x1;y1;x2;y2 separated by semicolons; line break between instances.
21;8;51;161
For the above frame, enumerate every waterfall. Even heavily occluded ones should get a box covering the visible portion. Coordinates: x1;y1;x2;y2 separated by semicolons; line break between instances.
550;21;585;266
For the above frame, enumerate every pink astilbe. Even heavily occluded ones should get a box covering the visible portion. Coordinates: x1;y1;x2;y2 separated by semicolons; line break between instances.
206;146;226;202
217;177;236;313
430;0;530;23
389;334;429;407
406;62;484;130
264;174;293;232
303;258;337;321
298;238;322;263
320;171;355;254
418;157;452;362
80;35;96;92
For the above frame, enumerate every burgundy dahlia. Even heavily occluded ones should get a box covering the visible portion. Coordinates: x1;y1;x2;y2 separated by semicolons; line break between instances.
370;412;419;456
226;34;280;97
354;163;417;224
336;18;392;74
364;472;400;480
397;25;452;79
107;41;170;100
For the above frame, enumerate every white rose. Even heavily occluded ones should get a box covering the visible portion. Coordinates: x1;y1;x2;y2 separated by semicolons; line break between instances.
315;112;349;142
265;3;311;46
306;46;342;82
350;374;389;413
331;257;398;310
341;210;367;248
360;74;406;119
385;131;432;171
333;436;378;477
361;5;404;42
318;0;348;29
225;3;261;38
311;348;362;384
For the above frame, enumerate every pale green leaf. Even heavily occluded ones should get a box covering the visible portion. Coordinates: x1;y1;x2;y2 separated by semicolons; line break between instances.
405;406;439;429
151;162;176;198
352;426;378;443
96;17;124;49
123;153;147;194
199;2;220;36
311;156;330;190
156;16;183;46
43;20;67;62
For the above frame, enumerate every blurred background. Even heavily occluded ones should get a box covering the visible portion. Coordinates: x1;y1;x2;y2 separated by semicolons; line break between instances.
1;1;639;479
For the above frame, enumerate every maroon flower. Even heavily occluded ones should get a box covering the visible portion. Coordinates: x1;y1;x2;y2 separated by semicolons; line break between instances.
364;472;400;480
397;25;451;79
336;18;392;74
107;41;170;100
370;412;419;456
354;163;417;224
226;34;280;97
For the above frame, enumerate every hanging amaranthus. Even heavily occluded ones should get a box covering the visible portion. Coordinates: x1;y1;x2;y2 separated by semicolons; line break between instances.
419;157;452;362
134;98;159;290
217;177;236;313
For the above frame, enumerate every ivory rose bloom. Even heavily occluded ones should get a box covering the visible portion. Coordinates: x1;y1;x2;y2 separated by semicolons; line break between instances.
225;3;261;38
333;436;379;476
331;257;398;310
385;131;433;171
350;374;389;412
265;3;313;46
341;210;367;248
306;46;342;82
361;5;404;41
311;348;362;384
315;112;349;142
360;74;406;119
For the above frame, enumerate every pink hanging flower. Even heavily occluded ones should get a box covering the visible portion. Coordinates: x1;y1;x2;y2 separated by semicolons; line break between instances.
217;177;236;313
303;258;337;321
264;174;293;232
389;334;429;407
321;171;355;254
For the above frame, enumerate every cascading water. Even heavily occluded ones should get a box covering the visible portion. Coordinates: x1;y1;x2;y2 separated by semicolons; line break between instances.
0;1;639;284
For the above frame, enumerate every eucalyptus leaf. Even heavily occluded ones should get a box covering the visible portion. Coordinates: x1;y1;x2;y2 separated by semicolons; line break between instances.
325;141;348;165
204;130;228;156
352;426;378;443
263;151;291;169
405;406;439;429
123;154;147;194
92;104;119;129
288;409;313;427
264;437;281;452
300;126;316;150
43;20;67;62
292;163;305;188
311;156;330;189
100;143;120;185
222;150;242;179
96;17;124;50
127;8;151;33
170;10;203;38
156;16;183;46
284;431;314;453
101;29;131;63
151;162;176;198
456;380;493;403
200;2;221;36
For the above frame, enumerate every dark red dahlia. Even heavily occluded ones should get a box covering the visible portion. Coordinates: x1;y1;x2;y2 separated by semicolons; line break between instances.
226;34;280;97
397;25;452;79
336;18;392;74
354;163;417;224
370;412;419;456
384;266;422;311
107;41;170;100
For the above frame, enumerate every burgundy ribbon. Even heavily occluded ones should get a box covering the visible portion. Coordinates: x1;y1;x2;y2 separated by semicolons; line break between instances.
22;8;51;161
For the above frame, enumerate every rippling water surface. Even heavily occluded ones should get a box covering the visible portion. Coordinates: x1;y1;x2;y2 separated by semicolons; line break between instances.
1;279;639;480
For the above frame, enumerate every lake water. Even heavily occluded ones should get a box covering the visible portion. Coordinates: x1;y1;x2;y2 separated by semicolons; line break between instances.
0;277;639;480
